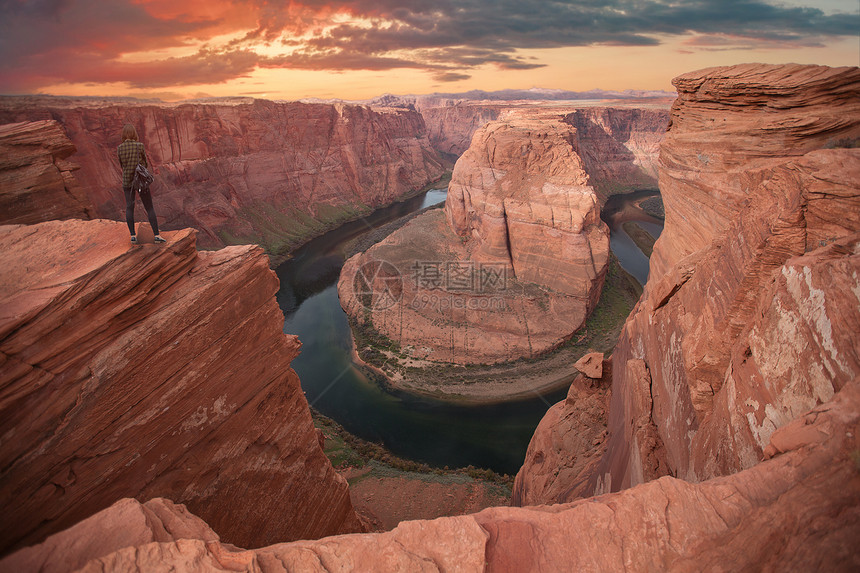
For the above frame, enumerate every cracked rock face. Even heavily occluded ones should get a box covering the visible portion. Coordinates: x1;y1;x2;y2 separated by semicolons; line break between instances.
515;63;860;505
0;219;362;555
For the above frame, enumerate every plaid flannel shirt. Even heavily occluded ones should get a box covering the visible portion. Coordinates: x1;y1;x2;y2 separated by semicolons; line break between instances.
117;140;148;188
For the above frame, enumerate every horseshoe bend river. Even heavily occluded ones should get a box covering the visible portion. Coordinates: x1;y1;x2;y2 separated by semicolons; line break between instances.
276;188;662;475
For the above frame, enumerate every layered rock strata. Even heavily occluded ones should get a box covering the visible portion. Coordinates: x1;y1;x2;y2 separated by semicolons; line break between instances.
0;98;445;252
0;120;94;224
652;62;860;279
0;219;361;555
339;115;611;366
416;99;505;156
6;379;859;571
515;63;860;504
511;363;612;506
563;107;667;201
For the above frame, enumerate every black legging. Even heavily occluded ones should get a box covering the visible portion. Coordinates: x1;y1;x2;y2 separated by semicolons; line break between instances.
124;186;160;236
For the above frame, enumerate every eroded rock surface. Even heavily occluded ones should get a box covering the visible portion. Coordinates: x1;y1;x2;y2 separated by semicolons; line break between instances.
0;98;445;252
8;379;859;571
339;115;611;366
0;219;361;555
0;120;93;225
652;62;860;279
511;363;611;506
516;63;860;505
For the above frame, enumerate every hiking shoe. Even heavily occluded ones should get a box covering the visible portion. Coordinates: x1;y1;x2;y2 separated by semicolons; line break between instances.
130;236;138;244
153;235;167;243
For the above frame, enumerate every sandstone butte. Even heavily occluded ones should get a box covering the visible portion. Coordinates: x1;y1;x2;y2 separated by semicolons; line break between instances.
338;107;667;367
0;98;445;252
0;219;363;556
513;63;860;512
4;379;859;571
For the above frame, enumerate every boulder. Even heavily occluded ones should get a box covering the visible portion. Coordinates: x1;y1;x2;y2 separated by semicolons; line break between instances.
574;352;604;378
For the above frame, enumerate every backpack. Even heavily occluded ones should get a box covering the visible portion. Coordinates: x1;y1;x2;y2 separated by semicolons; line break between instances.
132;163;154;193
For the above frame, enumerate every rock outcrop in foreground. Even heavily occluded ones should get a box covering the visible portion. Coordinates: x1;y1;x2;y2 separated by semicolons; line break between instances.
0;98;445;253
0;220;361;555
0;120;94;224
514;63;860;505
6;379;859;571
339;114;611;367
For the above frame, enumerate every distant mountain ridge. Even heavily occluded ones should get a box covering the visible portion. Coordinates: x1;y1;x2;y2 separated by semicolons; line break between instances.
298;87;675;107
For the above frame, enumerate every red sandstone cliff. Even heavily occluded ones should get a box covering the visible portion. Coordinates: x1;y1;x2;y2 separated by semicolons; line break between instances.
0;120;94;224
6;378;859;571
0;219;362;555
0;98;445;253
563;107;667;201
416;99;505;156
514;64;860;505
338;114;611;368
652;63;860;279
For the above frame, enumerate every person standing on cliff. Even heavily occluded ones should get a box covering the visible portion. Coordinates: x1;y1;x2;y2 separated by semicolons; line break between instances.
117;123;166;244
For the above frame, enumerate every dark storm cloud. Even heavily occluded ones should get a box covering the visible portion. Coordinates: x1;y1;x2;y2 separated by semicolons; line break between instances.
250;0;858;76
433;71;473;82
0;0;856;91
279;0;856;52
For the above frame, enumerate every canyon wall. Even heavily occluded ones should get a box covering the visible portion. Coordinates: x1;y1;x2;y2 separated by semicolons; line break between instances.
0;219;362;555
338;114;611;368
514;63;860;504
651;63;860;279
6;378;859;571
0;98;445;253
415;99;505;157
0;120;94;224
563;107;667;201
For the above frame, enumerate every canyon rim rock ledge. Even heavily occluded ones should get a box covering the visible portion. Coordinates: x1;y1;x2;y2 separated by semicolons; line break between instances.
0;220;362;555
514;63;860;507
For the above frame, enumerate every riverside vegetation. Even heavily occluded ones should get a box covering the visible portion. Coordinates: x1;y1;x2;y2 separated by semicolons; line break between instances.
350;254;642;402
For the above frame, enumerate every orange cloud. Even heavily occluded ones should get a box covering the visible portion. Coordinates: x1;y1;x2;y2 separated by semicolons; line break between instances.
0;0;856;95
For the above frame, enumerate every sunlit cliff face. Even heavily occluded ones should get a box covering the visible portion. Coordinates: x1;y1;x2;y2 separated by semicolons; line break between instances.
0;0;857;100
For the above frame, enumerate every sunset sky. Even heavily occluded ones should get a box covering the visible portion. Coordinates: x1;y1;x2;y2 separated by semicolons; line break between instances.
0;0;857;101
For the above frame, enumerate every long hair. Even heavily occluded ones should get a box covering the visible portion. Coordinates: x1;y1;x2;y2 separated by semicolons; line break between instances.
121;124;139;142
